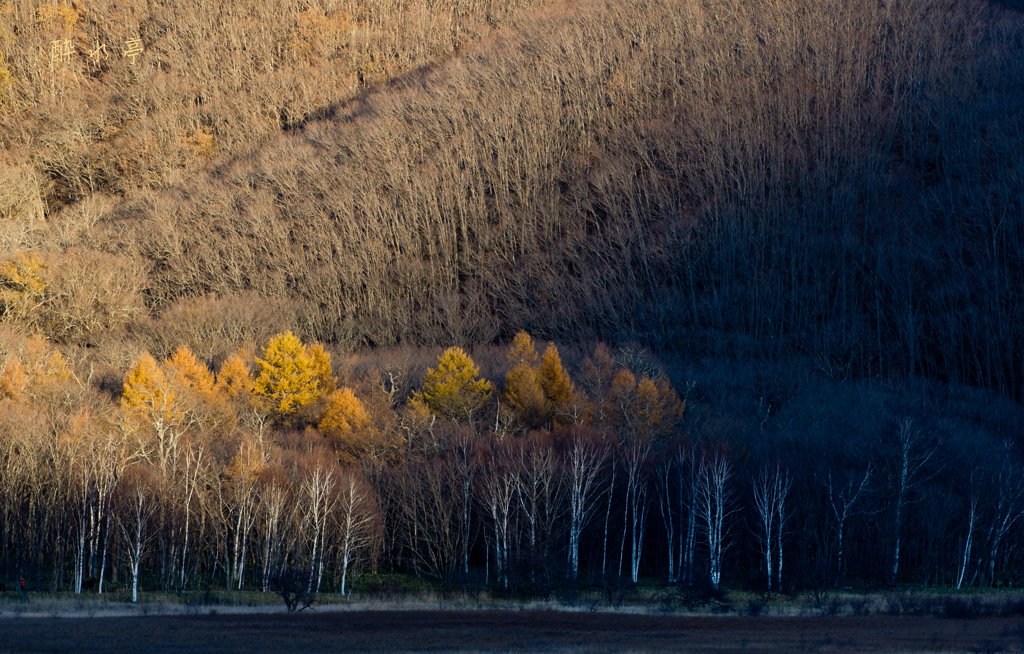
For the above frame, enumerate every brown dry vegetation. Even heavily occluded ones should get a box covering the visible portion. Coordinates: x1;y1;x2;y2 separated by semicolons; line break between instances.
0;0;1021;396
92;0;1024;396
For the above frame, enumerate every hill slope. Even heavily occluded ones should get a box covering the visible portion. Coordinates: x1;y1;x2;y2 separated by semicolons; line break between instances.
2;0;1023;397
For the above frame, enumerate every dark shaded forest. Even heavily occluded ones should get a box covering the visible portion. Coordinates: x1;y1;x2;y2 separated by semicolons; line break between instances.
0;0;1022;600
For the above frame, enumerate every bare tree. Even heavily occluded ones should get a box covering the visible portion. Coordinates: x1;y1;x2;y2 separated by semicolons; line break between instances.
334;470;380;596
656;456;677;583
982;448;1024;587
563;428;609;580
752;465;791;591
619;438;651;583
956;471;979;590
256;466;294;593
228;435;265;590
479;446;518;588
825;466;872;588
694;450;734;590
298;455;339;594
511;432;563;575
115;466;159;603
887;418;938;586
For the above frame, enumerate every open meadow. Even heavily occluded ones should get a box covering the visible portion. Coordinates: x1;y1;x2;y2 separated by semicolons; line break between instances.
4;591;1024;653
2;609;1024;654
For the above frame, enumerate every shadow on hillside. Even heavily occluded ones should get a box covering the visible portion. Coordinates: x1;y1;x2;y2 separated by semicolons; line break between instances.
990;0;1024;11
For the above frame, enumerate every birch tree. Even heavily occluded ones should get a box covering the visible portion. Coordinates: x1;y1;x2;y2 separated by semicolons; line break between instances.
752;465;791;591
334;470;380;596
694;450;734;589
298;455;339;594
115;466;158;603
887;418;938;586
563;428;609;579
825;465;872;588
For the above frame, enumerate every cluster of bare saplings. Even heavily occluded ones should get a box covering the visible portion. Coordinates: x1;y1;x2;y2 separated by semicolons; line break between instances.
1;327;1023;602
0;0;1021;400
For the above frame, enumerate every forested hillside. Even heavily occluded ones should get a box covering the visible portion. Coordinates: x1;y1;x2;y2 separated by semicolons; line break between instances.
0;0;1023;599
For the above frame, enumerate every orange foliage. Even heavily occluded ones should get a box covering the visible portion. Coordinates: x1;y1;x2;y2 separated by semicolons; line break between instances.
216;350;254;406
0;355;26;400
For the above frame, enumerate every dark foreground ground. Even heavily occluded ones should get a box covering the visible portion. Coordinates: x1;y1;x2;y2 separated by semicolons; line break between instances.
1;610;1022;653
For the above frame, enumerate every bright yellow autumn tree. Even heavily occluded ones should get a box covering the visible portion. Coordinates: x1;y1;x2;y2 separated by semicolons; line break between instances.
253;331;332;422
319;387;374;462
502;332;546;428
166;345;236;433
537;343;576;426
411;347;493;425
308;342;337;396
121;352;186;469
216;350;254;406
166;345;215;396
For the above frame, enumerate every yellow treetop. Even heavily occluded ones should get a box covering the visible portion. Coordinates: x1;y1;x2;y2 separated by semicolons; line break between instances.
506;331;538;367
253;331;328;420
121;351;187;467
503;331;546;427
319;387;371;451
121;352;176;414
308;342;337;395
630;375;684;439
503;363;546;428
216;350;254;405
608;367;637;403
413;347;493;423
537;344;575;412
166;345;215;396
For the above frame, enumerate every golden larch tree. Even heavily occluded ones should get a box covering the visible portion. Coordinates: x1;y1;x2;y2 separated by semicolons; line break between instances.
502;332;545;428
308;342;337;396
121;351;185;469
253;331;330;422
216;350;254;406
537;343;576;426
166;345;215;396
166;345;233;433
319;387;373;462
412;347;493;425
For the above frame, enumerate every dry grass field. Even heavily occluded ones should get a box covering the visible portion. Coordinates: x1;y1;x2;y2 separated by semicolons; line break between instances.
1;609;1023;653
